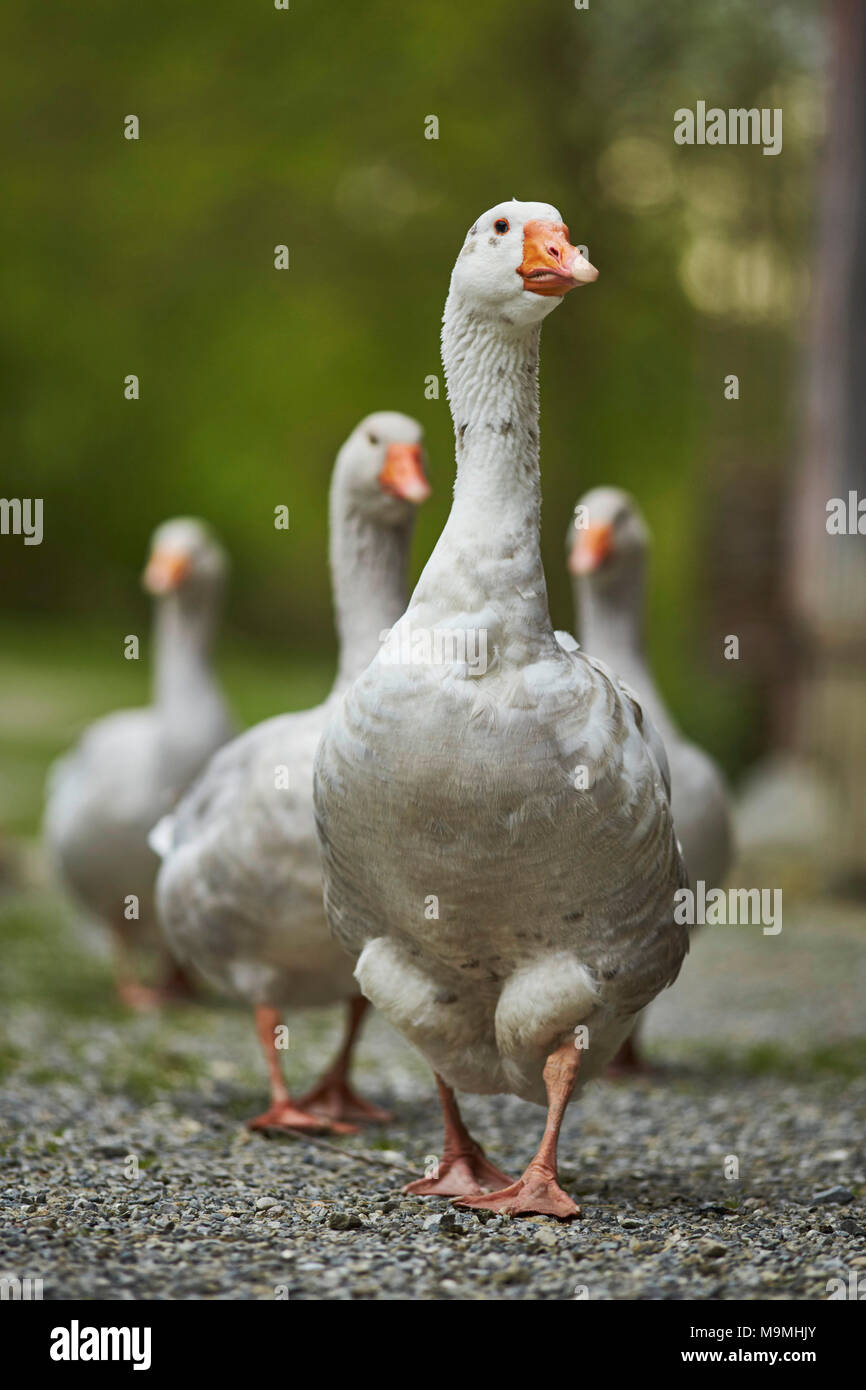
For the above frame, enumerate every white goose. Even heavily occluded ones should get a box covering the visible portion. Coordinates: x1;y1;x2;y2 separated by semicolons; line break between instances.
314;201;688;1218
45;518;234;1008
569;487;733;1071
154;414;430;1134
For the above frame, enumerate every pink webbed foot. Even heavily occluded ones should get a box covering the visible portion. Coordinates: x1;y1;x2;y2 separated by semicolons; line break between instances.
116;966;197;1012
297;1077;393;1126
404;1144;515;1198
247;1102;357;1136
454;1162;580;1219
116;980;164;1012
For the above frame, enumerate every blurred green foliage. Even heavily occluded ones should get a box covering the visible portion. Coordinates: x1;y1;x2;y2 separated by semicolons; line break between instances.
0;0;820;779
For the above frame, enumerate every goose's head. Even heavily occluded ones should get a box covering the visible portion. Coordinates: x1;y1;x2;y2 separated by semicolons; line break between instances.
336;411;431;523
567;487;650;584
143;518;228;598
449;199;598;328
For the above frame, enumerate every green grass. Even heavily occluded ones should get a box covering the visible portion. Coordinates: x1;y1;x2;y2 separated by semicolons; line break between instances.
0;892;120;1019
100;1042;210;1105
0;1039;23;1082
667;1037;866;1082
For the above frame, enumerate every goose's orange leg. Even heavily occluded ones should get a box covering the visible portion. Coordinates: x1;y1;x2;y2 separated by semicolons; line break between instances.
454;1039;581;1218
248;1005;356;1136
297;997;392;1124
404;1074;514;1197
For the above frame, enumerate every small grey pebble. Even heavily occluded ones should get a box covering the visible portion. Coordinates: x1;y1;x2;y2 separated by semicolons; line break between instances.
437;1214;461;1237
470;1208;498;1225
812;1186;855;1205
328;1211;364;1231
534;1227;558;1249
697;1238;728;1258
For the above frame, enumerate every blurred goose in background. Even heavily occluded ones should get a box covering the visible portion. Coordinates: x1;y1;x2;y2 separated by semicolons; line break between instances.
44;518;234;1009
154;413;430;1135
569;486;734;1072
315;202;688;1218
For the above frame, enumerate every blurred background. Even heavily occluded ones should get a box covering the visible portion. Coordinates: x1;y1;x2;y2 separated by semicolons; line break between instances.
1;0;864;948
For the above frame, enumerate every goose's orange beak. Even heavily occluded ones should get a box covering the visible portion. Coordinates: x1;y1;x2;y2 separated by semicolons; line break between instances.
518;220;598;297
143;549;192;595
569;523;613;575
378;443;431;504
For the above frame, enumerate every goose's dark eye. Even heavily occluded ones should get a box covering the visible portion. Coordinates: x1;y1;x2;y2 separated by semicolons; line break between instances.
367;432;380;446
494;219;509;235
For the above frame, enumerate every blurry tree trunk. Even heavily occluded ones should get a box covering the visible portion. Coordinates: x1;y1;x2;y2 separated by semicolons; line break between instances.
787;0;866;884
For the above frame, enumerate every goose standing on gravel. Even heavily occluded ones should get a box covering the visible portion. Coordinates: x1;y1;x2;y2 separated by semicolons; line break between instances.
45;519;234;1009
568;487;733;1071
155;414;430;1134
314;202;688;1217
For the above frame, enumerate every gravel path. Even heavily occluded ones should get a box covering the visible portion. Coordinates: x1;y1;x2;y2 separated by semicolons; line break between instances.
1;885;864;1301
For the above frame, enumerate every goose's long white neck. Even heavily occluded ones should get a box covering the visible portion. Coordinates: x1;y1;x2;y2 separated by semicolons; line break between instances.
153;589;223;721
415;291;554;649
330;486;414;693
575;566;647;677
575;562;676;742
